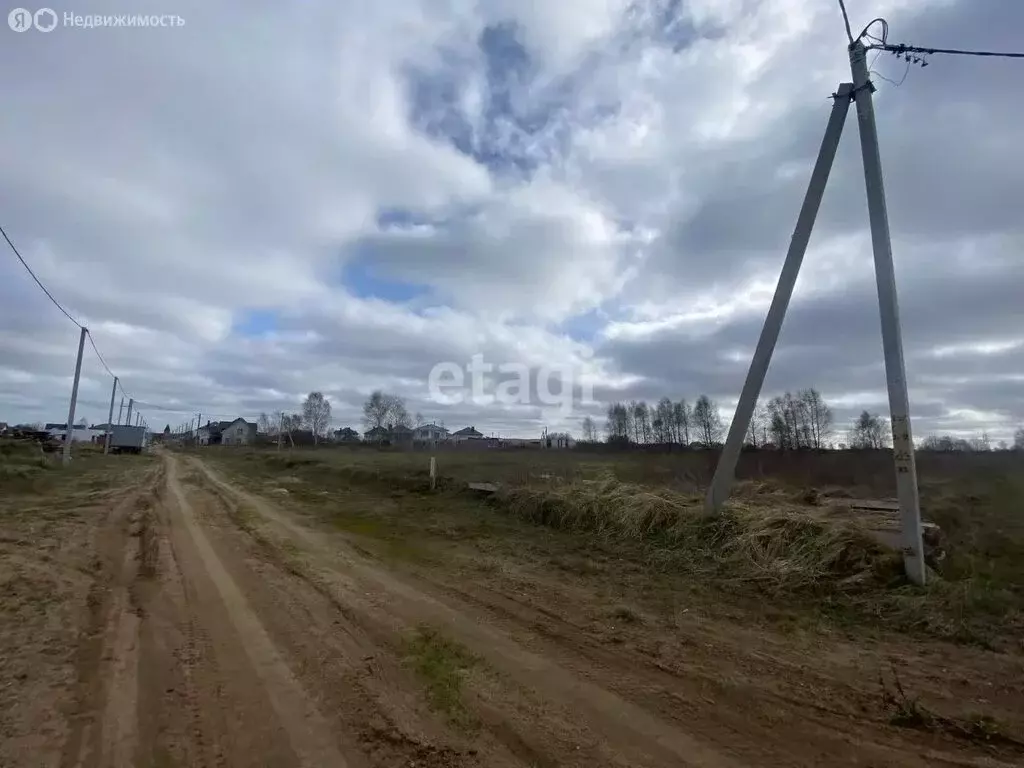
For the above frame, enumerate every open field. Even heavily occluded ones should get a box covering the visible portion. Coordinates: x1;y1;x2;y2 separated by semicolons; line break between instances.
2;439;1023;766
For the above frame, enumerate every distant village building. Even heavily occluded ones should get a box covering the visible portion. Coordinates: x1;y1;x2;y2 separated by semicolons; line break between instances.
198;418;257;446
413;423;449;445
333;427;360;442
450;426;485;444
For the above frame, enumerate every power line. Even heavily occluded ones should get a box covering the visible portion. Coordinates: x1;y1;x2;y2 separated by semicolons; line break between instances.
1;223;83;327
86;330;116;378
867;42;1024;60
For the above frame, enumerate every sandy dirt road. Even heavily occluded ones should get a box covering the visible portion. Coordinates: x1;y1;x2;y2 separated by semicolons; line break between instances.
10;450;1021;767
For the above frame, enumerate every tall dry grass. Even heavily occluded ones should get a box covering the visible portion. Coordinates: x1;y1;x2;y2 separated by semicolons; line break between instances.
498;474;901;594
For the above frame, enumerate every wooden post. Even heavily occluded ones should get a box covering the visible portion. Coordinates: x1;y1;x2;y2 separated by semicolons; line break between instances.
430;456;437;490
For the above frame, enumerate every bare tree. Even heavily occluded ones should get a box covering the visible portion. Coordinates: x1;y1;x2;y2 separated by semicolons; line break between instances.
1014;427;1024;451
302;392;332;445
257;412;273;435
746;402;768;448
673;399;692;445
362;391;409;440
849;410;887;449
801;388;833;449
580;416;599;442
604;402;630;442
633;401;651;444
414;411;425;428
279;412;303;448
653;398;674;443
693;394;723;447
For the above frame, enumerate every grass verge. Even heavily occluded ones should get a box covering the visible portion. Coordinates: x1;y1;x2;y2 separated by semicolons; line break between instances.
402;624;478;727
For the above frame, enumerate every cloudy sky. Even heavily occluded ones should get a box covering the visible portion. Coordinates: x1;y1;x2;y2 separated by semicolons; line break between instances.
1;0;1021;443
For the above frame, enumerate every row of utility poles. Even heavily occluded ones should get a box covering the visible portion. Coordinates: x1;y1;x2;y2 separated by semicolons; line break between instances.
171;413;203;443
63;327;149;463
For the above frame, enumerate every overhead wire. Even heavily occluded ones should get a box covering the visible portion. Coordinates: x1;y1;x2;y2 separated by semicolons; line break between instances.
2;221;168;427
866;42;1024;59
1;223;83;327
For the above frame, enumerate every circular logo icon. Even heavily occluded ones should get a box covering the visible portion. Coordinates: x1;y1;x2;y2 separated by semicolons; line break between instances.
8;7;33;31
34;8;58;32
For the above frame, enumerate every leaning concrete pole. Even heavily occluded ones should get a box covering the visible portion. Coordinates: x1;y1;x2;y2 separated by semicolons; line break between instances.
62;327;87;466
104;376;118;454
705;84;854;514
849;41;925;585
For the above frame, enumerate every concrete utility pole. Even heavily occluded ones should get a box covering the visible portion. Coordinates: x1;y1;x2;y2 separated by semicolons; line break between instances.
850;40;925;585
703;49;926;585
104;376;118;455
62;327;87;466
117;396;124;425
705;83;853;515
126;398;134;428
278;412;283;451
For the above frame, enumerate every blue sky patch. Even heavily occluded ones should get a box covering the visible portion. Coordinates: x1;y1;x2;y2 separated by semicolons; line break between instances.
233;309;279;337
558;308;605;343
342;257;431;303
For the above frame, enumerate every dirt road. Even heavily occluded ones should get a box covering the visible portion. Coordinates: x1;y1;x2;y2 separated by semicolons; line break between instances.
10;451;1021;767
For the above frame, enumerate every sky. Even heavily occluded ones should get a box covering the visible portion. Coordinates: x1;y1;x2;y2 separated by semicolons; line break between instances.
1;0;1021;443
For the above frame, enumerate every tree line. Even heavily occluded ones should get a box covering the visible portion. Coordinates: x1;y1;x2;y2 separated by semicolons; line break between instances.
584;389;838;449
253;386;1024;453
257;391;332;445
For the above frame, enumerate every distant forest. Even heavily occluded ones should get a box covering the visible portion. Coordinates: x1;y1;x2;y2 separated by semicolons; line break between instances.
579;389;1021;451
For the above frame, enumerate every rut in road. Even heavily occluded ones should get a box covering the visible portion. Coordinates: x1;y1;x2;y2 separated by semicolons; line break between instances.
57;451;1006;768
183;454;1023;768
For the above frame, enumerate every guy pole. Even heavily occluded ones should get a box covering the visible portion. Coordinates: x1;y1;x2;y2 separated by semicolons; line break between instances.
104;376;118;454
62;327;88;465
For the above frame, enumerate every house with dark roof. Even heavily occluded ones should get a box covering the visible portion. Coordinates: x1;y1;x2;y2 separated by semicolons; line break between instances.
413;423;449;445
450;426;484;444
333;427;361;442
364;424;414;445
198;418;257;446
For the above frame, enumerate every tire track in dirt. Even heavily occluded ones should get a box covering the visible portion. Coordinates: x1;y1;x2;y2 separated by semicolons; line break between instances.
162;452;350;768
188;456;741;768
178;454;517;767
59;465;160;768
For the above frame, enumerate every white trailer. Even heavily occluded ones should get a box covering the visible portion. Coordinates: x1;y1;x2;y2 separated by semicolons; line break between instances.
109;425;148;454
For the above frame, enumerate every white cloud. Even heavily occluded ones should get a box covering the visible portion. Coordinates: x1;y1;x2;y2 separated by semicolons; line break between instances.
0;0;1021;442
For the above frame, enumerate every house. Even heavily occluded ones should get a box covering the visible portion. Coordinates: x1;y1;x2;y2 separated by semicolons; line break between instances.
364;425;414;445
413;423;448;445
500;437;545;449
333;427;360;442
219;418;257;446
450;426;485;445
547;432;575;449
44;423;106;444
197;418;256;446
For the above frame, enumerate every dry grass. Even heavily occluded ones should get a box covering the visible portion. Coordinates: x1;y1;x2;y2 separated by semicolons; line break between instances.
199;445;1024;646
497;474;900;595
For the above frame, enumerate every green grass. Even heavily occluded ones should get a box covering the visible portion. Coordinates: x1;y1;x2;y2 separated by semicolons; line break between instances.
402;624;478;726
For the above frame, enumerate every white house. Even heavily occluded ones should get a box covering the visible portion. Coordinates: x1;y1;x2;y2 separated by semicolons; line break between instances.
45;423;105;443
197;418;257;446
413;423;449;445
450;426;485;444
219;418;257;446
